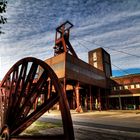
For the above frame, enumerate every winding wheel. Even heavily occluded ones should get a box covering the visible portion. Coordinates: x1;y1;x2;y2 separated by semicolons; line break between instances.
0;57;74;140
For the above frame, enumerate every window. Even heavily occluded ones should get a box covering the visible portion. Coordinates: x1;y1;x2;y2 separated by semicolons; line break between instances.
113;87;117;91
92;52;97;61
93;62;97;68
124;85;128;89
119;86;123;90
130;85;135;89
136;84;140;88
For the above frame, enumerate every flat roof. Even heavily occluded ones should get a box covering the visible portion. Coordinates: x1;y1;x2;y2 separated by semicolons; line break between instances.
111;73;140;79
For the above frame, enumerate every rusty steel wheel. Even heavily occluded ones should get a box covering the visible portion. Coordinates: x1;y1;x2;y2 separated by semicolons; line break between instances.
1;125;9;140
0;57;74;140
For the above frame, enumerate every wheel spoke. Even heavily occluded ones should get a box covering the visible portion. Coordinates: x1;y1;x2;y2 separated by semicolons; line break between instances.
0;57;74;140
13;71;49;124
11;94;59;135
14;62;38;113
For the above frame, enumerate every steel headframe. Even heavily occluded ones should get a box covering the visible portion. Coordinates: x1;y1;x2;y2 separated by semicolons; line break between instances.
54;21;78;58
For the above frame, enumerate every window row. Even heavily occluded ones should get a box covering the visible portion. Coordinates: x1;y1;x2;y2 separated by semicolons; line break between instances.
112;84;140;91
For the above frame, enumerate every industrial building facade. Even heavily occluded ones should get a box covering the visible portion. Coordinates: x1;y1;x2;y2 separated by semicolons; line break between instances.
44;49;140;111
0;21;138;111
45;52;107;111
42;21;140;111
110;74;140;110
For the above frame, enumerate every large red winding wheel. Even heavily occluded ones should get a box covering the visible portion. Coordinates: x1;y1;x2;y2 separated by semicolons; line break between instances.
0;57;74;140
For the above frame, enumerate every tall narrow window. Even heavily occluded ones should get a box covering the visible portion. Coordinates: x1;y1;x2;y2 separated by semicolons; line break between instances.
119;86;123;90
93;62;97;68
113;87;117;91
92;52;97;68
92;52;97;61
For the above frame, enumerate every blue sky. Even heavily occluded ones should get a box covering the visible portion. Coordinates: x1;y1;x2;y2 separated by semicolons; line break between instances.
0;0;140;79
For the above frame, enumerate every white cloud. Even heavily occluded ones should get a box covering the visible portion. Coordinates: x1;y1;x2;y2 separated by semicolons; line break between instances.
0;0;140;79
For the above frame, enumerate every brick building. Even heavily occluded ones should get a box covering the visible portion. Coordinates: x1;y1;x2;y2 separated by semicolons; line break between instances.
109;74;140;110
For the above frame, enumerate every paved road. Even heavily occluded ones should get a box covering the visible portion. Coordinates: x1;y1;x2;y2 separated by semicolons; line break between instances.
41;117;140;133
20;110;140;140
38;110;140;140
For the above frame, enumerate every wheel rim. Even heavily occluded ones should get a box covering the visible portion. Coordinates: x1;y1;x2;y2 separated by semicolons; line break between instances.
0;57;74;140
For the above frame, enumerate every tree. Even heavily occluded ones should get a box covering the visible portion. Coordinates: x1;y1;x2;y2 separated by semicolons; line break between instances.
0;0;7;34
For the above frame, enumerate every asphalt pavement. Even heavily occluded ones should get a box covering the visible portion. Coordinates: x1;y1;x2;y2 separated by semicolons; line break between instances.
41;110;140;140
21;110;140;140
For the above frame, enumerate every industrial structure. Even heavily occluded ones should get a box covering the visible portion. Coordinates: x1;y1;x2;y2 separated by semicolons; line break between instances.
0;20;140;140
44;21;140;111
44;21;111;112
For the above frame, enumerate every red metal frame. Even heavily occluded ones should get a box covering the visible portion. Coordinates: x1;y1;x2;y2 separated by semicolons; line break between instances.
54;21;78;58
0;57;74;140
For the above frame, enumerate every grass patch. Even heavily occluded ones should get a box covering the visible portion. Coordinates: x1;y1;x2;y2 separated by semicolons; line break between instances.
22;121;62;135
